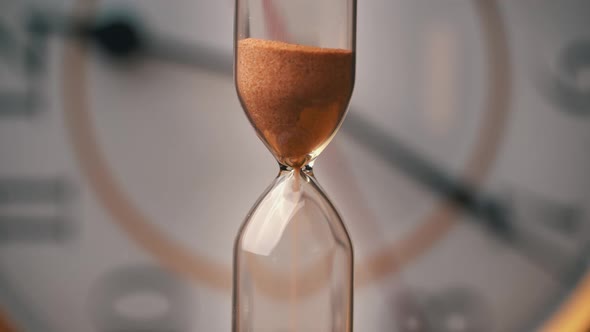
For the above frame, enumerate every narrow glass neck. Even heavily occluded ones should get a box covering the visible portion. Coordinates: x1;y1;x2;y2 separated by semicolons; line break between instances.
278;163;315;177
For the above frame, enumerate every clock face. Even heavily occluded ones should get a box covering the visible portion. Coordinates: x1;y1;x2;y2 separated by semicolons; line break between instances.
0;0;589;331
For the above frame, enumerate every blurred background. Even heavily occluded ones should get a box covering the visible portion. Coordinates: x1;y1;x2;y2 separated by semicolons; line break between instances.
0;0;589;331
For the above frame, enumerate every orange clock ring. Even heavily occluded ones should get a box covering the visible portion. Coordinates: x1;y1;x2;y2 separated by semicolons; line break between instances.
62;0;510;295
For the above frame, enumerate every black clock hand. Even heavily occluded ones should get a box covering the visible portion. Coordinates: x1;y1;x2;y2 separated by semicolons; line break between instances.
30;10;585;280
341;111;510;231
329;110;586;281
62;13;510;230
29;11;530;236
25;10;232;76
95;18;513;230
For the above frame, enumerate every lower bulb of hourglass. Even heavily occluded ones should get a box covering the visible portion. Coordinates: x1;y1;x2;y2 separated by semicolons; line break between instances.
233;167;353;332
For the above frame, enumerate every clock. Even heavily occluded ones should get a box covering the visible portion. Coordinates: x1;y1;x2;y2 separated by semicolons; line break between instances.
0;0;589;331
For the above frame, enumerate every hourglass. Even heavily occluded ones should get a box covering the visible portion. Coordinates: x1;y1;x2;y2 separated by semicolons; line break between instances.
233;0;356;331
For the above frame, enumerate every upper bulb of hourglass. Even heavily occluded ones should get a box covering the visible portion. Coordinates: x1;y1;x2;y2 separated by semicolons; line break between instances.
235;1;355;169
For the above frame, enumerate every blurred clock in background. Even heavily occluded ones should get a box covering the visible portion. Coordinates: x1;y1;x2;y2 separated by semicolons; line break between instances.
0;0;589;331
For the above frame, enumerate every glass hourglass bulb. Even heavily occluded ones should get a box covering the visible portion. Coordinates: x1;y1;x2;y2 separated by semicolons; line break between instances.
233;0;356;331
